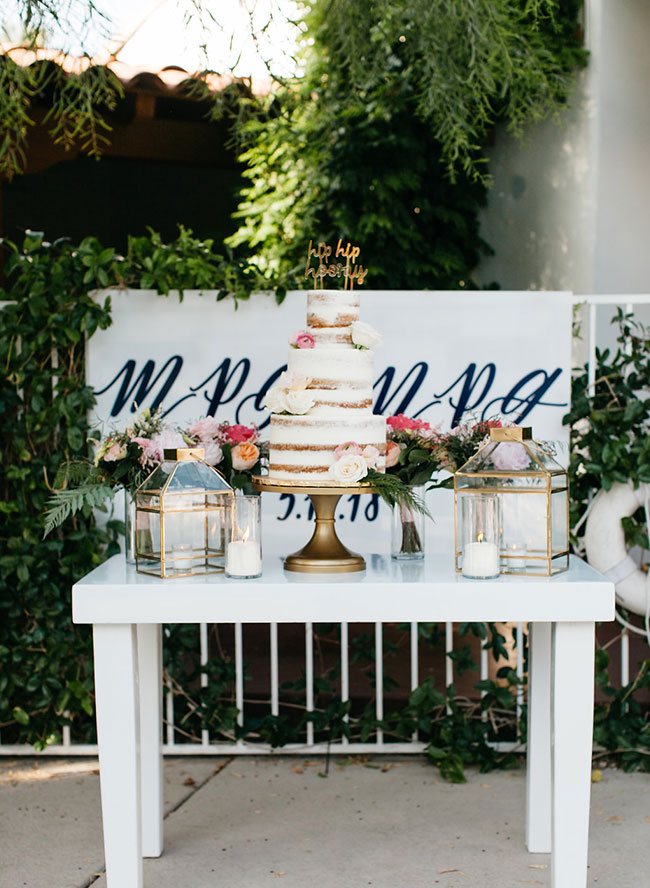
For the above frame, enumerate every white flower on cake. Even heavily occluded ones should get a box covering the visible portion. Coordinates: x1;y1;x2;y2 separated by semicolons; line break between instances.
329;453;369;484
278;371;311;391
350;320;382;350
264;386;289;414
284;389;315;415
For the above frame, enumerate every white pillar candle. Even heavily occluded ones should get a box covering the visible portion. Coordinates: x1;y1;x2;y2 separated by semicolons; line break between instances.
226;540;262;578
462;540;499;579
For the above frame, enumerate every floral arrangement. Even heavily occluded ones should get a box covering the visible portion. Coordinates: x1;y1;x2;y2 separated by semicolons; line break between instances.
183;417;263;492
327;439;429;517
384;413;443;488
263;371;315;415
44;408;266;535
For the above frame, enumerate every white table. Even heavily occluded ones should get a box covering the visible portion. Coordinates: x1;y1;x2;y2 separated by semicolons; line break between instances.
72;553;614;888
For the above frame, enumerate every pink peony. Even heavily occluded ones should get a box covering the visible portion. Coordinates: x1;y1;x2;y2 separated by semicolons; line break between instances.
231;442;260;471
289;330;316;349
387;413;431;432
149;430;186;461
187;416;221;440
334;441;362;459
385;440;402;468
224;424;257;444
202;440;224;466
491;442;531;471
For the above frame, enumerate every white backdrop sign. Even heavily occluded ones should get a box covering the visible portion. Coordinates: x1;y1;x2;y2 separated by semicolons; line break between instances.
87;290;572;553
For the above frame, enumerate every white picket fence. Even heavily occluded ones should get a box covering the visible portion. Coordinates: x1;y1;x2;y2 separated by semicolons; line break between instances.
2;293;648;757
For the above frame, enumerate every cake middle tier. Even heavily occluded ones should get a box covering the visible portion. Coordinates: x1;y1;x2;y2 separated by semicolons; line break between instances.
288;345;375;417
269;414;387;482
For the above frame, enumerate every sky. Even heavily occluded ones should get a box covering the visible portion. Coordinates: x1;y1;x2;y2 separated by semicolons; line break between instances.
3;0;302;79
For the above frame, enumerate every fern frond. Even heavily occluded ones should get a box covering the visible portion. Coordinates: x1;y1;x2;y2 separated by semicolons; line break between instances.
43;484;115;537
366;470;431;518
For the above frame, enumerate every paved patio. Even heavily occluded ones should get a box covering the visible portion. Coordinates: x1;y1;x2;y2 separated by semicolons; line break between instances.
1;755;648;887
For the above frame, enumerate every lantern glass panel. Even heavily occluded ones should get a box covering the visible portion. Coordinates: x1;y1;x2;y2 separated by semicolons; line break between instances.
134;448;233;578
454;428;569;577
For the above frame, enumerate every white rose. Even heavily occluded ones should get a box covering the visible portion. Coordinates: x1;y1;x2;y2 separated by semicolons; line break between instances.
351;320;382;349
279;371;311;391
264;386;289;414
284;389;315;415
329;453;369;484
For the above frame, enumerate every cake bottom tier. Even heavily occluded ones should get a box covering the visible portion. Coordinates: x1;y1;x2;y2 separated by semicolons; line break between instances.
269;413;386;482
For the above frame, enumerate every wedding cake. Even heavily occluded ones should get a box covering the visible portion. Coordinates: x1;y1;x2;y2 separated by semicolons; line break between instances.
265;289;386;482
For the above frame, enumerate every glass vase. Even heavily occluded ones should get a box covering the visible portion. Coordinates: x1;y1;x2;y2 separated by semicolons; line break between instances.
226;494;262;578
391;486;425;560
124;491;136;564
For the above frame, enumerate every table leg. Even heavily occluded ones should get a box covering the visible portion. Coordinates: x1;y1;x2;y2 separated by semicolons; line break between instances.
137;624;163;857
526;621;552;852
551;621;595;888
94;623;143;888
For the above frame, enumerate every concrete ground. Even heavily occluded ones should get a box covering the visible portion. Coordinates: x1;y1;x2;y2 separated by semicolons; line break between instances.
0;756;648;888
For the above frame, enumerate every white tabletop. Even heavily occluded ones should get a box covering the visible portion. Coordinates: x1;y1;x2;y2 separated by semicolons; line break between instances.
72;553;615;625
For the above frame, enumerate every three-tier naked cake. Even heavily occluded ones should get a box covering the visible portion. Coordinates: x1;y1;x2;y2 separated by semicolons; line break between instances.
266;289;386;482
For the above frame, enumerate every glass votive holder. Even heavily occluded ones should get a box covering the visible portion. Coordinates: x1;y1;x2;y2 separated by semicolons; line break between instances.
226;494;262;579
460;493;501;580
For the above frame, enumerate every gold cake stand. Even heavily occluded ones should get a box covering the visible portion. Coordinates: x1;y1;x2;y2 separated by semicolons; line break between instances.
252;476;376;573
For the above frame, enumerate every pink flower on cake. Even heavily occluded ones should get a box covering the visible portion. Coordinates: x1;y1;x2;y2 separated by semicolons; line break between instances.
329;453;369;484
361;445;381;468
385;440;403;468
231;442;260;471
334;441;362;459
187;416;221;441
289;330;315;349
224;424;257;444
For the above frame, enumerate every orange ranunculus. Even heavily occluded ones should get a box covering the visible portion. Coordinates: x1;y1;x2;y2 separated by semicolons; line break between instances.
231;442;260;471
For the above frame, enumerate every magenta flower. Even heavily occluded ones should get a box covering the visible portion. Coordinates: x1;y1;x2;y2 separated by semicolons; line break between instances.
289;330;316;349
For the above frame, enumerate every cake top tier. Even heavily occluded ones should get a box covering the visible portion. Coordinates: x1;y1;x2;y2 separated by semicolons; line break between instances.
305;289;359;346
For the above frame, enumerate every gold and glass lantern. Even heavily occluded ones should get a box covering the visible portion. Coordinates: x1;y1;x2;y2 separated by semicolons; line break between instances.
134;447;233;578
454;427;569;577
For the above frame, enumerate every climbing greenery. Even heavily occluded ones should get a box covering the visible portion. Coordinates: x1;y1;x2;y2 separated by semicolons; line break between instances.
1;233;649;778
227;0;586;287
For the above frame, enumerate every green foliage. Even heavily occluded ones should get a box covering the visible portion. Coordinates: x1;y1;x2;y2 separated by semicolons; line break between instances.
228;0;586;286
365;469;431;516
593;650;650;773
564;309;650;551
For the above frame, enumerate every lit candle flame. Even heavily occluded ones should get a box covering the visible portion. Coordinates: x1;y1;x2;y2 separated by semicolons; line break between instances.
242;527;249;543
477;532;485;543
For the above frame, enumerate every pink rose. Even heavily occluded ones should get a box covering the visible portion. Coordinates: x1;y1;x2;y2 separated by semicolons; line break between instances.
231;442;260;471
361;445;380;468
491;442;531;471
289;330;316;349
334;441;362;459
385;440;402;468
224;424;257;444
187;416;221;440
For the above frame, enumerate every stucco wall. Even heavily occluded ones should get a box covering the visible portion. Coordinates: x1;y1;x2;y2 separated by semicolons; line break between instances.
476;0;650;298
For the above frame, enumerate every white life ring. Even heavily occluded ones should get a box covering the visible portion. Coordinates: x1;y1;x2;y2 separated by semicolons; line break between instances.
584;481;650;617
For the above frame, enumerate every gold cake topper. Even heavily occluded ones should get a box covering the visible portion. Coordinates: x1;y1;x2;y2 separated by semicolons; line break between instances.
304;238;367;289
